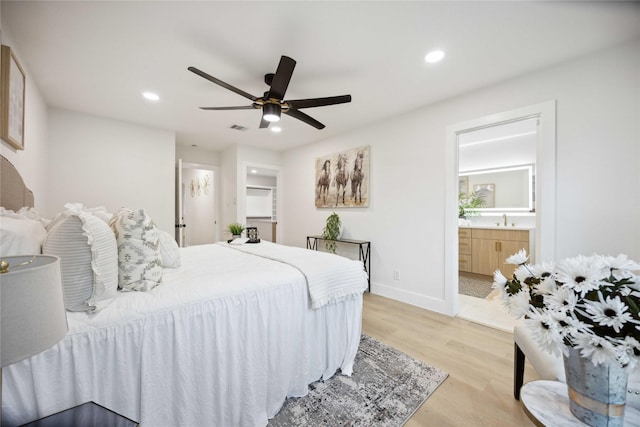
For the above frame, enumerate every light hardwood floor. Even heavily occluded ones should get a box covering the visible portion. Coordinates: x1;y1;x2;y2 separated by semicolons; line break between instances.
362;292;538;426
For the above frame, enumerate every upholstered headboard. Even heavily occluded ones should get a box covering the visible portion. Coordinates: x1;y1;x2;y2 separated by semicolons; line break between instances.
0;155;34;210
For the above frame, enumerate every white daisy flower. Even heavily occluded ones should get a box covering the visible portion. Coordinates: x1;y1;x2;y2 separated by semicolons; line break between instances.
492;270;507;288
544;287;578;312
505;290;531;318
505;249;529;265
599;254;640;280
529;261;556;279
574;334;619;366
525;309;565;356
514;265;534;283
615;336;640;370
582;293;633;333
555;255;607;296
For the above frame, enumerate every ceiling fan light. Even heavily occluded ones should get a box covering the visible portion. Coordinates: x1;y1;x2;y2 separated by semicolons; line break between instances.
263;103;281;122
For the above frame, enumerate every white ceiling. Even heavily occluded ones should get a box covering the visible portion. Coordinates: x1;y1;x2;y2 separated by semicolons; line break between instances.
3;1;640;153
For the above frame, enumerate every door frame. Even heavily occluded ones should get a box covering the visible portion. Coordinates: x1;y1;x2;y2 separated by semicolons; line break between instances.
444;101;556;315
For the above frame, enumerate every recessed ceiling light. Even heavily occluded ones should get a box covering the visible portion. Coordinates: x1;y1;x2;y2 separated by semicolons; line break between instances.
142;91;160;101
424;50;445;63
270;126;282;133
251;169;258;174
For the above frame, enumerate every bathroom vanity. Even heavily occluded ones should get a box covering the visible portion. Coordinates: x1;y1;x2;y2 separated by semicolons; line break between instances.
459;226;534;278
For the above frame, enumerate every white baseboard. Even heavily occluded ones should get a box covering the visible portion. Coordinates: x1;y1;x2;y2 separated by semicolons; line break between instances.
370;281;455;316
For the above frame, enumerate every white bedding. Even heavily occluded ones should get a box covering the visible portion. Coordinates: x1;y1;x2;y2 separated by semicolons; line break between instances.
2;242;368;427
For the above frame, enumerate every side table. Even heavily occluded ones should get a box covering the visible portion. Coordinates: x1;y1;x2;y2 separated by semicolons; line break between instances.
520;380;640;426
20;401;138;427
306;236;371;292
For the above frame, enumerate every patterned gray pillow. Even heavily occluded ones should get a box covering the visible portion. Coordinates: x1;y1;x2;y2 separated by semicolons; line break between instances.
109;208;162;291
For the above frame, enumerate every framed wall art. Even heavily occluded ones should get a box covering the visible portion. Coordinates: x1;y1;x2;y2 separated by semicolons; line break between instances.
315;145;369;208
1;45;26;150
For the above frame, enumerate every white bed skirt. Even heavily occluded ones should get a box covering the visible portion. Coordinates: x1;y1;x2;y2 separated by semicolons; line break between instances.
2;246;364;427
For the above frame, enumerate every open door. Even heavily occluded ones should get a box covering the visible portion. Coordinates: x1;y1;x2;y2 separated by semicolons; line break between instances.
175;158;186;247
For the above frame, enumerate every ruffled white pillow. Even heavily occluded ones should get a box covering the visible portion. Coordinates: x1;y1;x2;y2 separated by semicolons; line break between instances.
0;207;48;257
158;230;181;268
109;208;162;291
43;204;118;312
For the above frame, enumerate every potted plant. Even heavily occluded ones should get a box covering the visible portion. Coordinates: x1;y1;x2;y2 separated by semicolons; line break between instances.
227;222;245;239
321;212;342;254
458;191;486;218
494;250;640;426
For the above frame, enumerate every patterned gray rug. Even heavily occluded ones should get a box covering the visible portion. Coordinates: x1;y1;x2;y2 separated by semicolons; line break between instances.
459;274;494;299
268;334;448;427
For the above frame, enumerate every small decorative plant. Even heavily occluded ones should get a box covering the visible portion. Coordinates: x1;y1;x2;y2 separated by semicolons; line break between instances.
458;191;486;218
493;249;640;369
321;212;341;254
227;222;245;237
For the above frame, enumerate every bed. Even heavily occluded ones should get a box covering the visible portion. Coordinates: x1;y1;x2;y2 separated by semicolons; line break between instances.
0;155;368;426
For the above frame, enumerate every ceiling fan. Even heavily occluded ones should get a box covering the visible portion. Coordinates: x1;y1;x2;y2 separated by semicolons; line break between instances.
188;55;351;130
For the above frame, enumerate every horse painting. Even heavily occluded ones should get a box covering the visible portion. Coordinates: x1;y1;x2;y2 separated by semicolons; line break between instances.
316;159;331;205
350;151;364;204
334;153;349;206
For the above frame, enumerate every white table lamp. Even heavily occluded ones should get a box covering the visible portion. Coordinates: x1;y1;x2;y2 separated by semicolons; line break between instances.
1;255;68;422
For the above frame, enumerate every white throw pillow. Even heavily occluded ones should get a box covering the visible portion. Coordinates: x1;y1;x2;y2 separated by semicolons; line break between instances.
110;208;162;291
0;208;48;256
42;207;119;312
158;230;181;268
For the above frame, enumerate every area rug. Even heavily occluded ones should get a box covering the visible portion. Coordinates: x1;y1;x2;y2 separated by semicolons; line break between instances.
459;274;494;299
268;334;448;426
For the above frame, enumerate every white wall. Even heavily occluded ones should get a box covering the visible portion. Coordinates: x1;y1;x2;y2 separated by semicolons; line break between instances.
47;108;176;232
176;144;220;166
0;28;50;210
282;39;640;315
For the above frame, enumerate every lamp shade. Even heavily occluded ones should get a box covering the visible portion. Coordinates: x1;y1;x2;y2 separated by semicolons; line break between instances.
1;255;68;367
262;103;281;122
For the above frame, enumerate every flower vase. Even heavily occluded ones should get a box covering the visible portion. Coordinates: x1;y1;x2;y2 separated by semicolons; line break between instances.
563;347;628;427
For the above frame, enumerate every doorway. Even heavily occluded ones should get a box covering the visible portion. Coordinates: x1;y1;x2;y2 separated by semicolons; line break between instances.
444;101;556;328
176;161;221;247
242;162;281;243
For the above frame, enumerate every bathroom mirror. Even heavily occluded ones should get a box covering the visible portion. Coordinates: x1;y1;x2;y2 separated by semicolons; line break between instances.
459;164;534;212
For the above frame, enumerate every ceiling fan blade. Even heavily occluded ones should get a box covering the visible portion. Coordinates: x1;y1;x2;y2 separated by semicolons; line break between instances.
199;106;255;110
284;109;325;129
259;116;270;129
267;56;296;100
286;95;352;109
188;66;258;102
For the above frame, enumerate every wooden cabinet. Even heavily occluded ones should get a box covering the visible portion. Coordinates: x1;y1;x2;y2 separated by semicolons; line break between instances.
458;228;472;272
470;228;530;278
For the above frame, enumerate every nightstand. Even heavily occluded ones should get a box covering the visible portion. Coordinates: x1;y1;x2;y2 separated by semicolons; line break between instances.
20;401;138;427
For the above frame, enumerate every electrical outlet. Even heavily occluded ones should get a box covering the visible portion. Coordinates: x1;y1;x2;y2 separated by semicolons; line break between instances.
393;270;399;280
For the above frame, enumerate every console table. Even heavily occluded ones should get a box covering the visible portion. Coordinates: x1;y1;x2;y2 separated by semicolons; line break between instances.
520;380;640;426
306;236;370;292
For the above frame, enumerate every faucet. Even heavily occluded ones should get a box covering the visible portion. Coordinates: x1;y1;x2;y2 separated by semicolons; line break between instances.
503;213;507;226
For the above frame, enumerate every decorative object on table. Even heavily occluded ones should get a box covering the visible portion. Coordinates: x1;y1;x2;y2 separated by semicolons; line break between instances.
315;145;369;208
1;45;26;150
321;212;341;254
0;255;68;422
458;190;486;218
226;222;245;239
246;226;260;243
269;334;448;427
493;250;640;427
